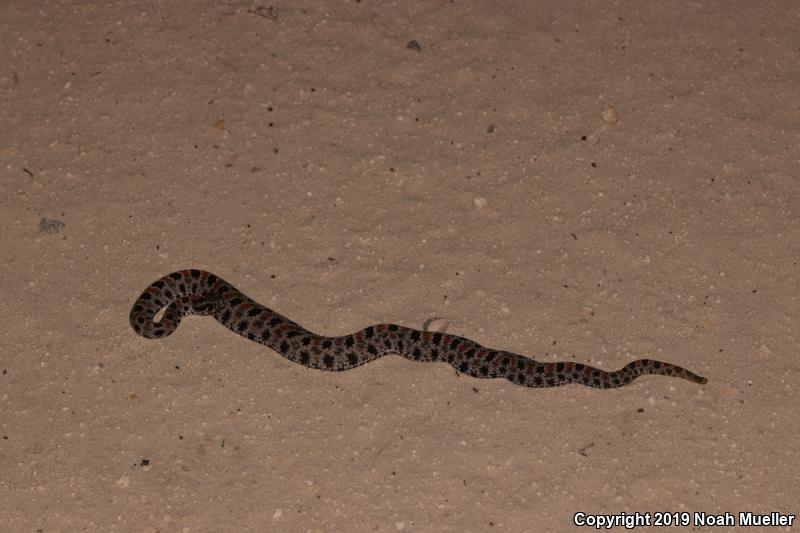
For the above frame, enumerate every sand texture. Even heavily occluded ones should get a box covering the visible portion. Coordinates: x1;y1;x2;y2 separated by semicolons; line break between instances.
2;1;798;531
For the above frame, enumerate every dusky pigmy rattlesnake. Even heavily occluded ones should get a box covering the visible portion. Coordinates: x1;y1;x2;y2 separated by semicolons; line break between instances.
130;269;707;389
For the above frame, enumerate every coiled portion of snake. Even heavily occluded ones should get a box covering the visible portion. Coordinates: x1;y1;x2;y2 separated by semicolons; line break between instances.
129;269;707;389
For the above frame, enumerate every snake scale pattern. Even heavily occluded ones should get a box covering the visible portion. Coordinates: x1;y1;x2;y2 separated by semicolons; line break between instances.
129;269;707;389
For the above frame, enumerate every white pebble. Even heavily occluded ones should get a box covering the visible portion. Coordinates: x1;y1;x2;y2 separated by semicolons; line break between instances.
472;196;488;208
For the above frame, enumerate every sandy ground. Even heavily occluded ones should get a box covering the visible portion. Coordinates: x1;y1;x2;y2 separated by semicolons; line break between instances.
2;1;799;531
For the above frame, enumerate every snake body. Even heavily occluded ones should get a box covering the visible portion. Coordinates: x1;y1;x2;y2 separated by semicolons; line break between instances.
129;269;707;389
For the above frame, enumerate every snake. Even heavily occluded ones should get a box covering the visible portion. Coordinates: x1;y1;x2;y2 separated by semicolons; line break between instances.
129;269;707;389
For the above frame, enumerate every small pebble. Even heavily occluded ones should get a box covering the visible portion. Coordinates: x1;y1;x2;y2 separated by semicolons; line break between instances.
601;105;618;125
39;217;65;234
472;196;488;208
250;5;278;20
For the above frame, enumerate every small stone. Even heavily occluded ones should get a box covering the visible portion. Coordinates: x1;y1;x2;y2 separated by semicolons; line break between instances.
250;5;278;20
272;509;282;519
472;196;488;208
39;217;65;234
601;105;618;125
406;40;421;52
